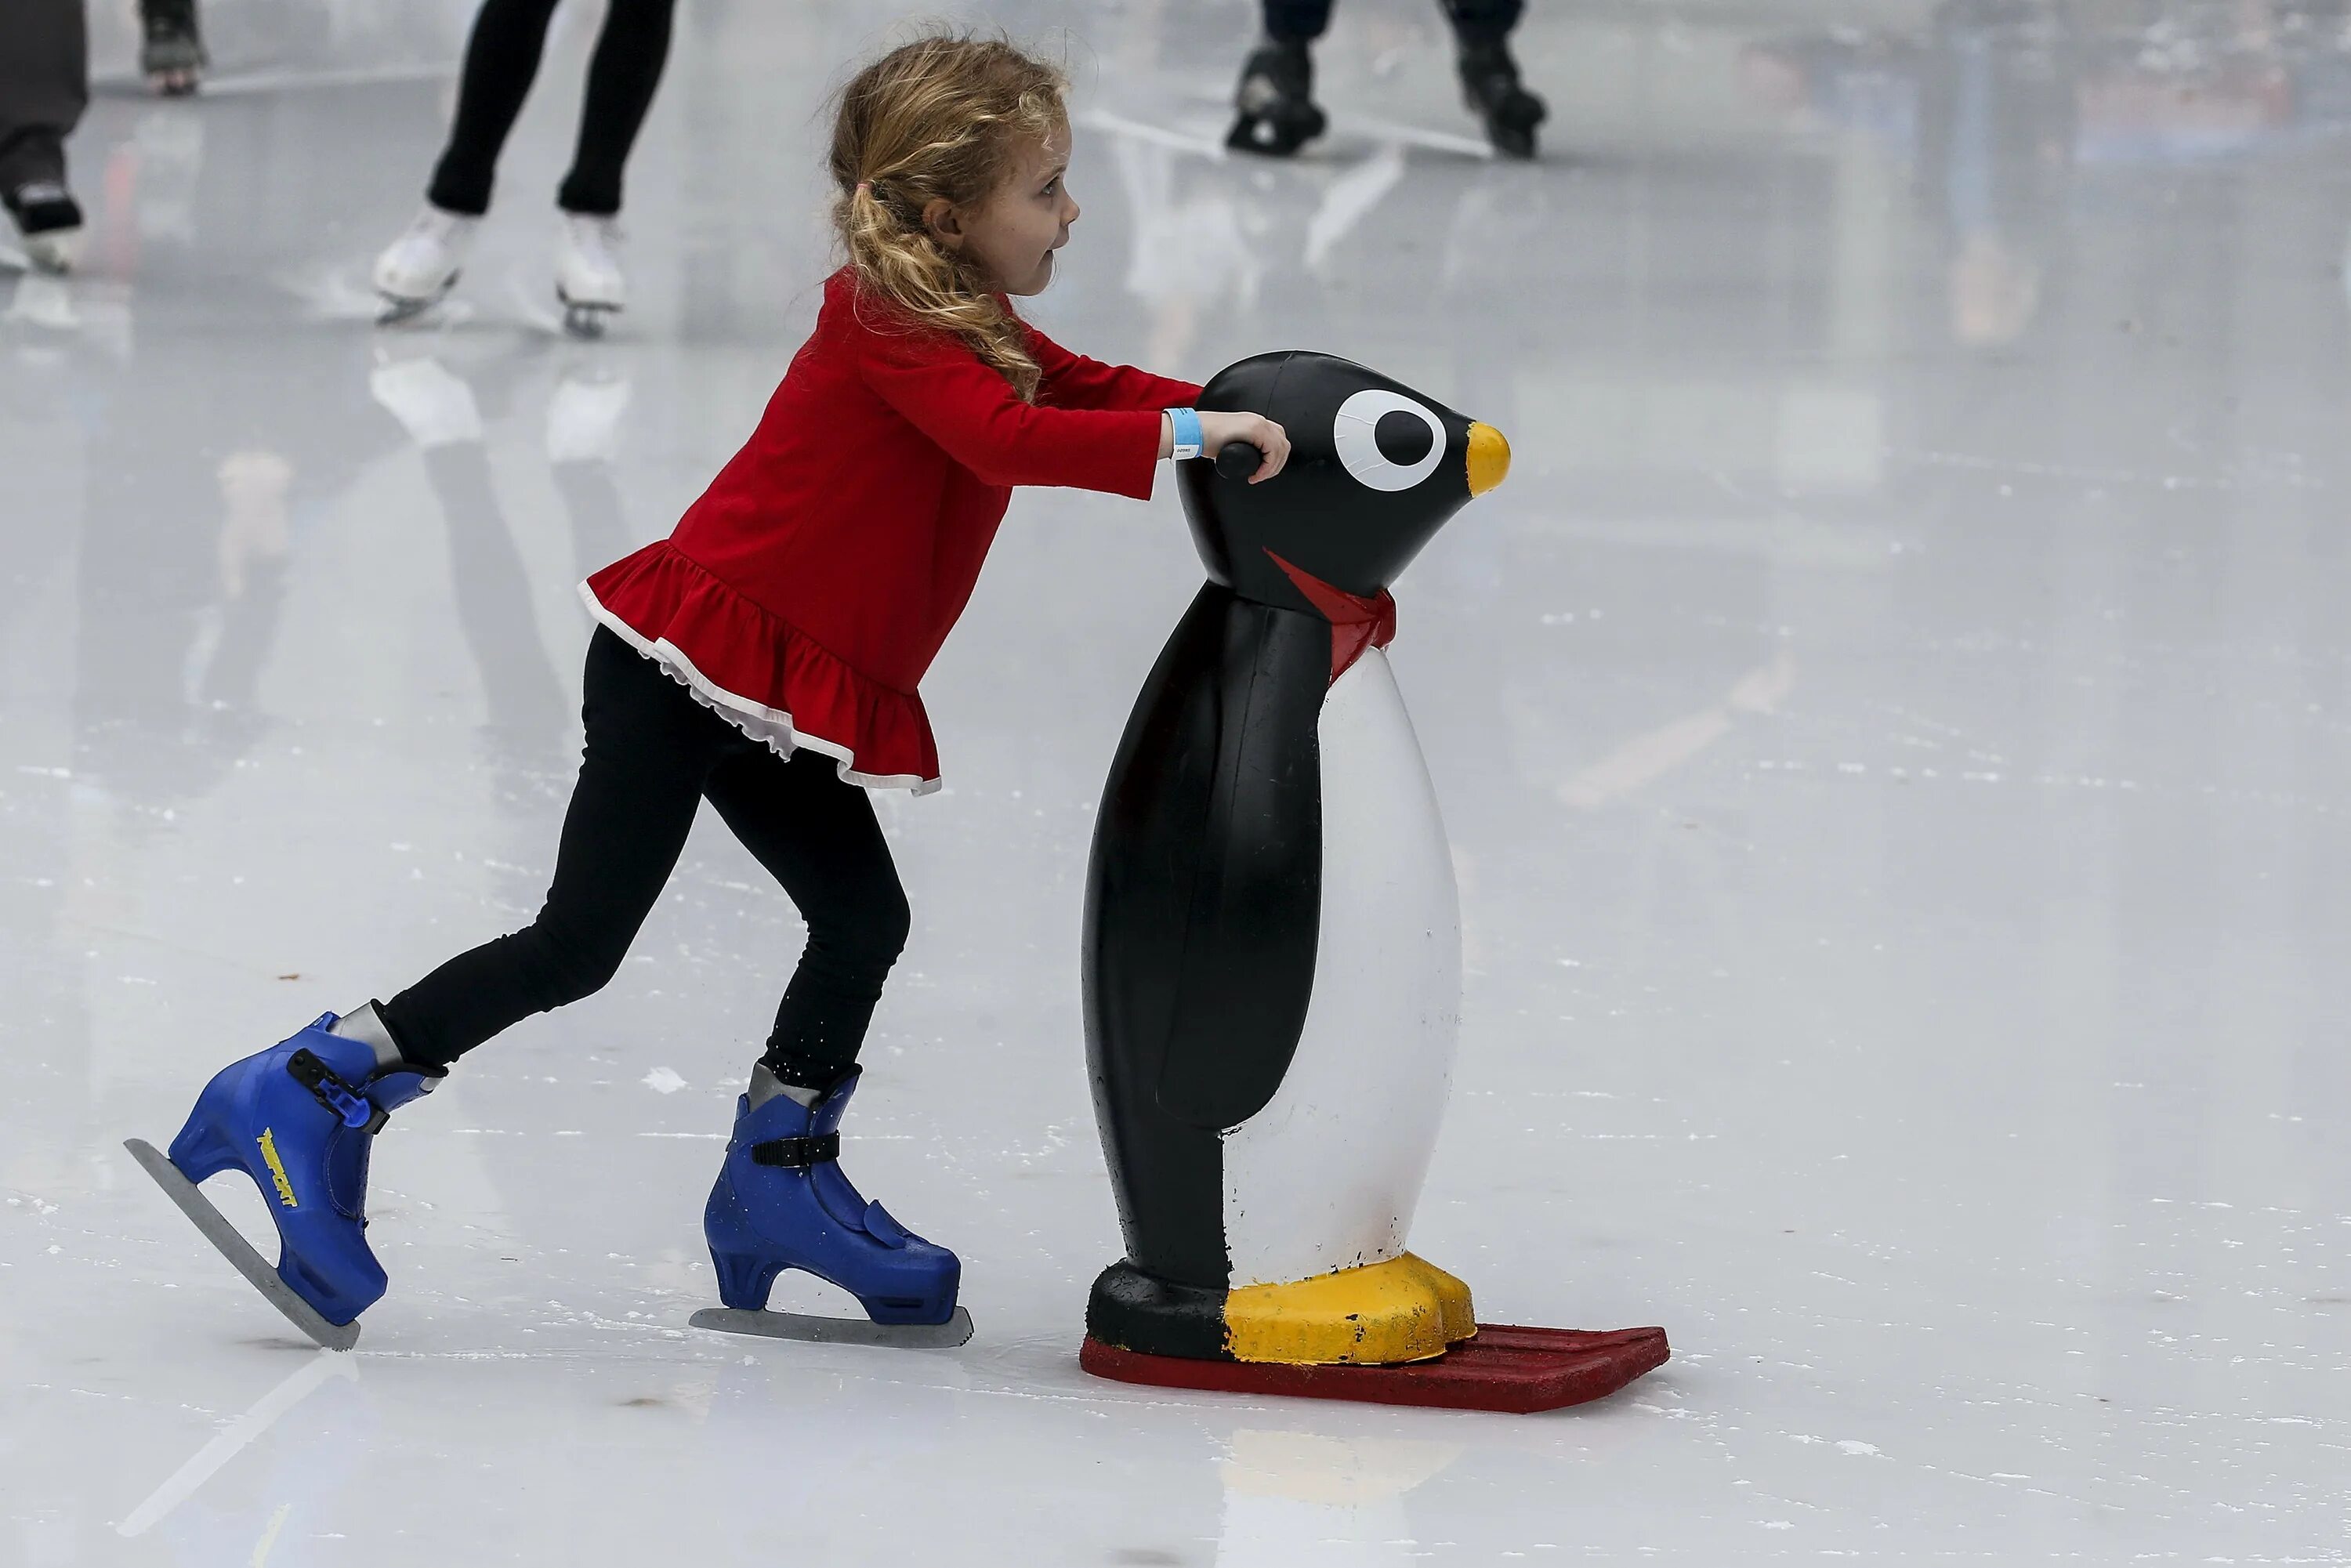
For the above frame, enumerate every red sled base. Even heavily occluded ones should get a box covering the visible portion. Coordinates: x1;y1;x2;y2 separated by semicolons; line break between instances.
1079;1324;1669;1414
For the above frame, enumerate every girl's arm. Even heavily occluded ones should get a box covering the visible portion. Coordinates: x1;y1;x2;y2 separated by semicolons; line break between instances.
860;328;1165;498
1019;327;1289;480
1023;324;1203;412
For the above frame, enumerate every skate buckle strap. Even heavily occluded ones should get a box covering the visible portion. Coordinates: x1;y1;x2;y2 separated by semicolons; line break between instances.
749;1133;839;1170
286;1048;389;1134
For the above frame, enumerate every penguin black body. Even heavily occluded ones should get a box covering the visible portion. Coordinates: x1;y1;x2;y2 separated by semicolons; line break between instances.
1081;351;1508;1365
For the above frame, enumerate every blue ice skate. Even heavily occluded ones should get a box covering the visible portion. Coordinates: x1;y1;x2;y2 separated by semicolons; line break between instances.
692;1068;972;1349
125;1012;441;1349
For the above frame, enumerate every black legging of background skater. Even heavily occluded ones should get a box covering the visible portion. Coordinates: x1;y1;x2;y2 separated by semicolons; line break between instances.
0;0;85;202
377;628;910;1079
428;0;678;217
1264;0;1525;44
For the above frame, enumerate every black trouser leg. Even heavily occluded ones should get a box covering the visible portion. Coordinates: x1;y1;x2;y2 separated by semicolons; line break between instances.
701;750;908;1074
426;0;562;218
1443;0;1526;46
556;0;676;216
140;0;201;31
1262;0;1333;41
1266;0;1526;45
380;629;908;1071
382;628;721;1063
0;0;87;195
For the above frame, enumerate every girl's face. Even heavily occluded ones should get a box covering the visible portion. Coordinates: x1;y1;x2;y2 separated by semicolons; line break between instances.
930;128;1079;296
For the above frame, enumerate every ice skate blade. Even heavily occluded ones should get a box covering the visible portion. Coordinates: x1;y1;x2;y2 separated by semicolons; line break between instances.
123;1139;360;1352
376;296;444;328
375;274;458;328
690;1305;973;1350
1081;1324;1668;1414
1226;108;1326;158
1484;124;1538;160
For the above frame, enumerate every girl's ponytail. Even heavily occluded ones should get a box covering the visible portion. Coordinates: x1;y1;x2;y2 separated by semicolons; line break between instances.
828;34;1067;403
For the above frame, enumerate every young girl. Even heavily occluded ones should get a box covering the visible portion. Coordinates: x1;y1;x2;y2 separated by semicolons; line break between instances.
144;34;1290;1344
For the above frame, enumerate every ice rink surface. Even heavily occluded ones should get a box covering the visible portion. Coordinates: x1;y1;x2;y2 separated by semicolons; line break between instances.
5;0;2350;1559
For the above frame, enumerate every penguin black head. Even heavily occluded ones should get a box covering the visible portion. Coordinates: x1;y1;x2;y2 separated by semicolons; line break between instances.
1177;351;1510;607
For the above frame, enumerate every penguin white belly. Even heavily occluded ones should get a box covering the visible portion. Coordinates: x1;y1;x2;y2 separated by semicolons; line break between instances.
1220;647;1463;1288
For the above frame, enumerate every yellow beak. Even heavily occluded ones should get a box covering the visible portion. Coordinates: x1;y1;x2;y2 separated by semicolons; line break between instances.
1467;422;1510;497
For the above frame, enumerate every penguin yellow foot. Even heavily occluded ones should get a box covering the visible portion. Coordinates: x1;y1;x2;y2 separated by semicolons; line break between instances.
1404;1253;1477;1348
1226;1254;1478;1366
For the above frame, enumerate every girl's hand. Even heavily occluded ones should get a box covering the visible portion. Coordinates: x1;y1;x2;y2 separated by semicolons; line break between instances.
1201;411;1289;483
1165;411;1291;483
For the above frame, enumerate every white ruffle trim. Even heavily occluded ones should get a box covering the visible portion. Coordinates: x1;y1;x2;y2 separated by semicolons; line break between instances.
578;581;943;796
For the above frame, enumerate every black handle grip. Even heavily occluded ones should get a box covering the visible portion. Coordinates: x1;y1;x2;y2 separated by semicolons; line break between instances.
1215;440;1259;480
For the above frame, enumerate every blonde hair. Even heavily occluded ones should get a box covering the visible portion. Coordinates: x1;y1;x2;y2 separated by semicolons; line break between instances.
831;33;1069;402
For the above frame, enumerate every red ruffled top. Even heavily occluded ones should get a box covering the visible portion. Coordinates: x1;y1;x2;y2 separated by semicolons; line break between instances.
582;268;1201;791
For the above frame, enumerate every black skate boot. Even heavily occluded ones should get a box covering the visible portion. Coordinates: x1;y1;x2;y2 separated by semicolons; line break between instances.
141;0;208;96
1227;38;1328;158
1458;36;1547;159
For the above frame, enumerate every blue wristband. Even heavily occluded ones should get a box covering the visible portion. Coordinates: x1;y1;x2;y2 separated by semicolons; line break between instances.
1167;407;1203;462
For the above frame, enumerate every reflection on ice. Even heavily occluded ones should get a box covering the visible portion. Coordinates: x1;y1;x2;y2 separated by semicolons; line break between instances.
1215;1428;1463;1566
115;1350;357;1539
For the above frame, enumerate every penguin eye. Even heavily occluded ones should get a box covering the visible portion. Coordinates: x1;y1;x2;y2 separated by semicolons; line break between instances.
1332;390;1446;492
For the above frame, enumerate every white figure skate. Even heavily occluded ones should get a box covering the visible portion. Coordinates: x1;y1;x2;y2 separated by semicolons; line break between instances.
555;214;625;339
372;206;477;325
6;183;84;276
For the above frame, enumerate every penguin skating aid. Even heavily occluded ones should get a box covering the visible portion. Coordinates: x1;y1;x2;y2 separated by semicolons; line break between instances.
1079;353;1668;1411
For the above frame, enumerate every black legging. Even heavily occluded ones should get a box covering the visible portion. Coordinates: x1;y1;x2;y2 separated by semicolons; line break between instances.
0;0;85;194
426;0;676;218
380;628;910;1072
1266;0;1524;45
